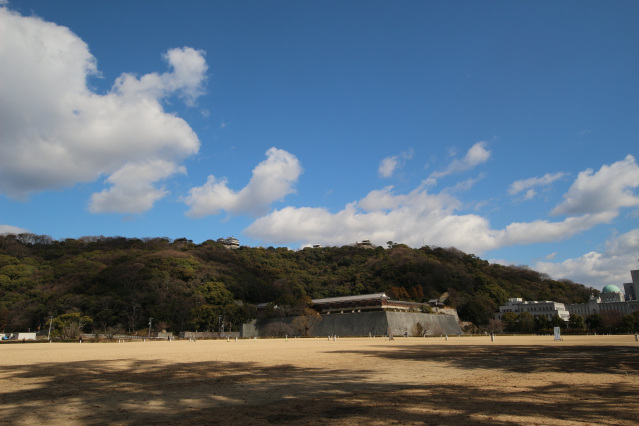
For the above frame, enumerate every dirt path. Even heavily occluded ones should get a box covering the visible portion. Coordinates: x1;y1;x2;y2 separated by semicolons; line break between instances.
1;335;638;425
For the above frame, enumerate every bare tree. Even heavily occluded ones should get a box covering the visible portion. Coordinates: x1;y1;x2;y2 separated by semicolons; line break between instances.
104;325;123;340
291;308;322;336
261;322;296;338
124;302;140;333
486;318;504;334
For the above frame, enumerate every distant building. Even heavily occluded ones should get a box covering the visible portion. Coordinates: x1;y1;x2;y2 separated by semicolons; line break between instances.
217;237;240;249
3;332;37;341
623;270;639;301
258;293;436;315
248;292;462;337
355;240;374;249
494;298;570;321
566;270;639;317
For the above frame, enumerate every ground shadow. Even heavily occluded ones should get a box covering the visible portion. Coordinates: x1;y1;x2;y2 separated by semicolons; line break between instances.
331;344;639;375
1;346;638;425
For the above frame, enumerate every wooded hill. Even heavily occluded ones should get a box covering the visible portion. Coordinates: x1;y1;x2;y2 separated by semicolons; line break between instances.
0;234;596;334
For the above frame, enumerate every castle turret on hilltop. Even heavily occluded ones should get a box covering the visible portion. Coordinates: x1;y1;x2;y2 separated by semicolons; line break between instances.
217;236;240;249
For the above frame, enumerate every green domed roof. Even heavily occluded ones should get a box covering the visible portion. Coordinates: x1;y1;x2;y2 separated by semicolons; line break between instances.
602;284;622;293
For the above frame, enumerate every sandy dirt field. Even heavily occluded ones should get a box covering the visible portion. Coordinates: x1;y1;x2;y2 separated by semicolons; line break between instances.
1;335;638;425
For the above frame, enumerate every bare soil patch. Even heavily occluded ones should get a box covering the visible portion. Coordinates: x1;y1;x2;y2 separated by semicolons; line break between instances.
1;335;638;425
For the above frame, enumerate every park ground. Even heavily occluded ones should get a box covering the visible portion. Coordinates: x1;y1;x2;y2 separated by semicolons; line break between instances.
1;335;638;425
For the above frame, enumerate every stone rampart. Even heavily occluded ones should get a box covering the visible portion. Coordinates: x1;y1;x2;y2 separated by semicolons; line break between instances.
242;311;462;337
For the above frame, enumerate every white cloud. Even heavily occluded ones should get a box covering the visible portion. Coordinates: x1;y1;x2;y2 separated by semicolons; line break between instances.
446;174;485;193
113;46;207;105
184;148;302;217
245;182;610;253
378;157;399;178
430;141;490;179
378;149;413;178
508;172;566;197
552;155;639;216
0;7;206;212
0;224;29;235
535;228;639;290
494;211;616;247
89;160;185;214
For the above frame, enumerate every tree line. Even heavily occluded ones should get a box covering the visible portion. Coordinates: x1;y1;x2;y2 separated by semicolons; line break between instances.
486;310;639;335
0;234;601;336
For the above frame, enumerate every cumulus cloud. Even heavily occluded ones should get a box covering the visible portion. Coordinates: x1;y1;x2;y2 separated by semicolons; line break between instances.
552;155;639;216
245;182;609;253
494;211;616;248
508;172;566;197
0;6;206;212
243;153;636;286
90;160;186;214
430;141;490;179
378;149;413;178
184;148;302;217
535;228;639;289
113;46;207;105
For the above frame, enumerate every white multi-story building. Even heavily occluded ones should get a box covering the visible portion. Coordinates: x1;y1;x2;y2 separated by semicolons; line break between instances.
494;298;570;321
566;270;639;317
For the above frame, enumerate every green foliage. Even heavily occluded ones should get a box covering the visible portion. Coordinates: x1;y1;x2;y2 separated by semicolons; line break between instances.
501;312;518;332
197;281;234;306
0;234;597;333
516;312;535;333
51;313;93;339
550;314;567;329
569;314;586;331
534;315;550;333
619;311;639;333
458;293;497;325
586;313;604;331
188;305;218;331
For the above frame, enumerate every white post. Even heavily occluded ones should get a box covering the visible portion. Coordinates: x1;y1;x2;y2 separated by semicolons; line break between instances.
47;316;53;341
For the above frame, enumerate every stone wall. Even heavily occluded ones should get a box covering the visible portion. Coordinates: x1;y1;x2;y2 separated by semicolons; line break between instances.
386;311;461;336
241;311;462;338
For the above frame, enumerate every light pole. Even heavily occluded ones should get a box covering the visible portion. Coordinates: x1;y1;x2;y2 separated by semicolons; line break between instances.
148;317;153;338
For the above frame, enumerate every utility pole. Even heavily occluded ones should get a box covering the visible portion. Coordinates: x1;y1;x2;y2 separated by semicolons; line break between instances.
148;317;153;338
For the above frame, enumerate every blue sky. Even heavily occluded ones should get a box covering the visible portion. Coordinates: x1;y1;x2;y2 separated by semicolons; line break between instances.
1;0;638;290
